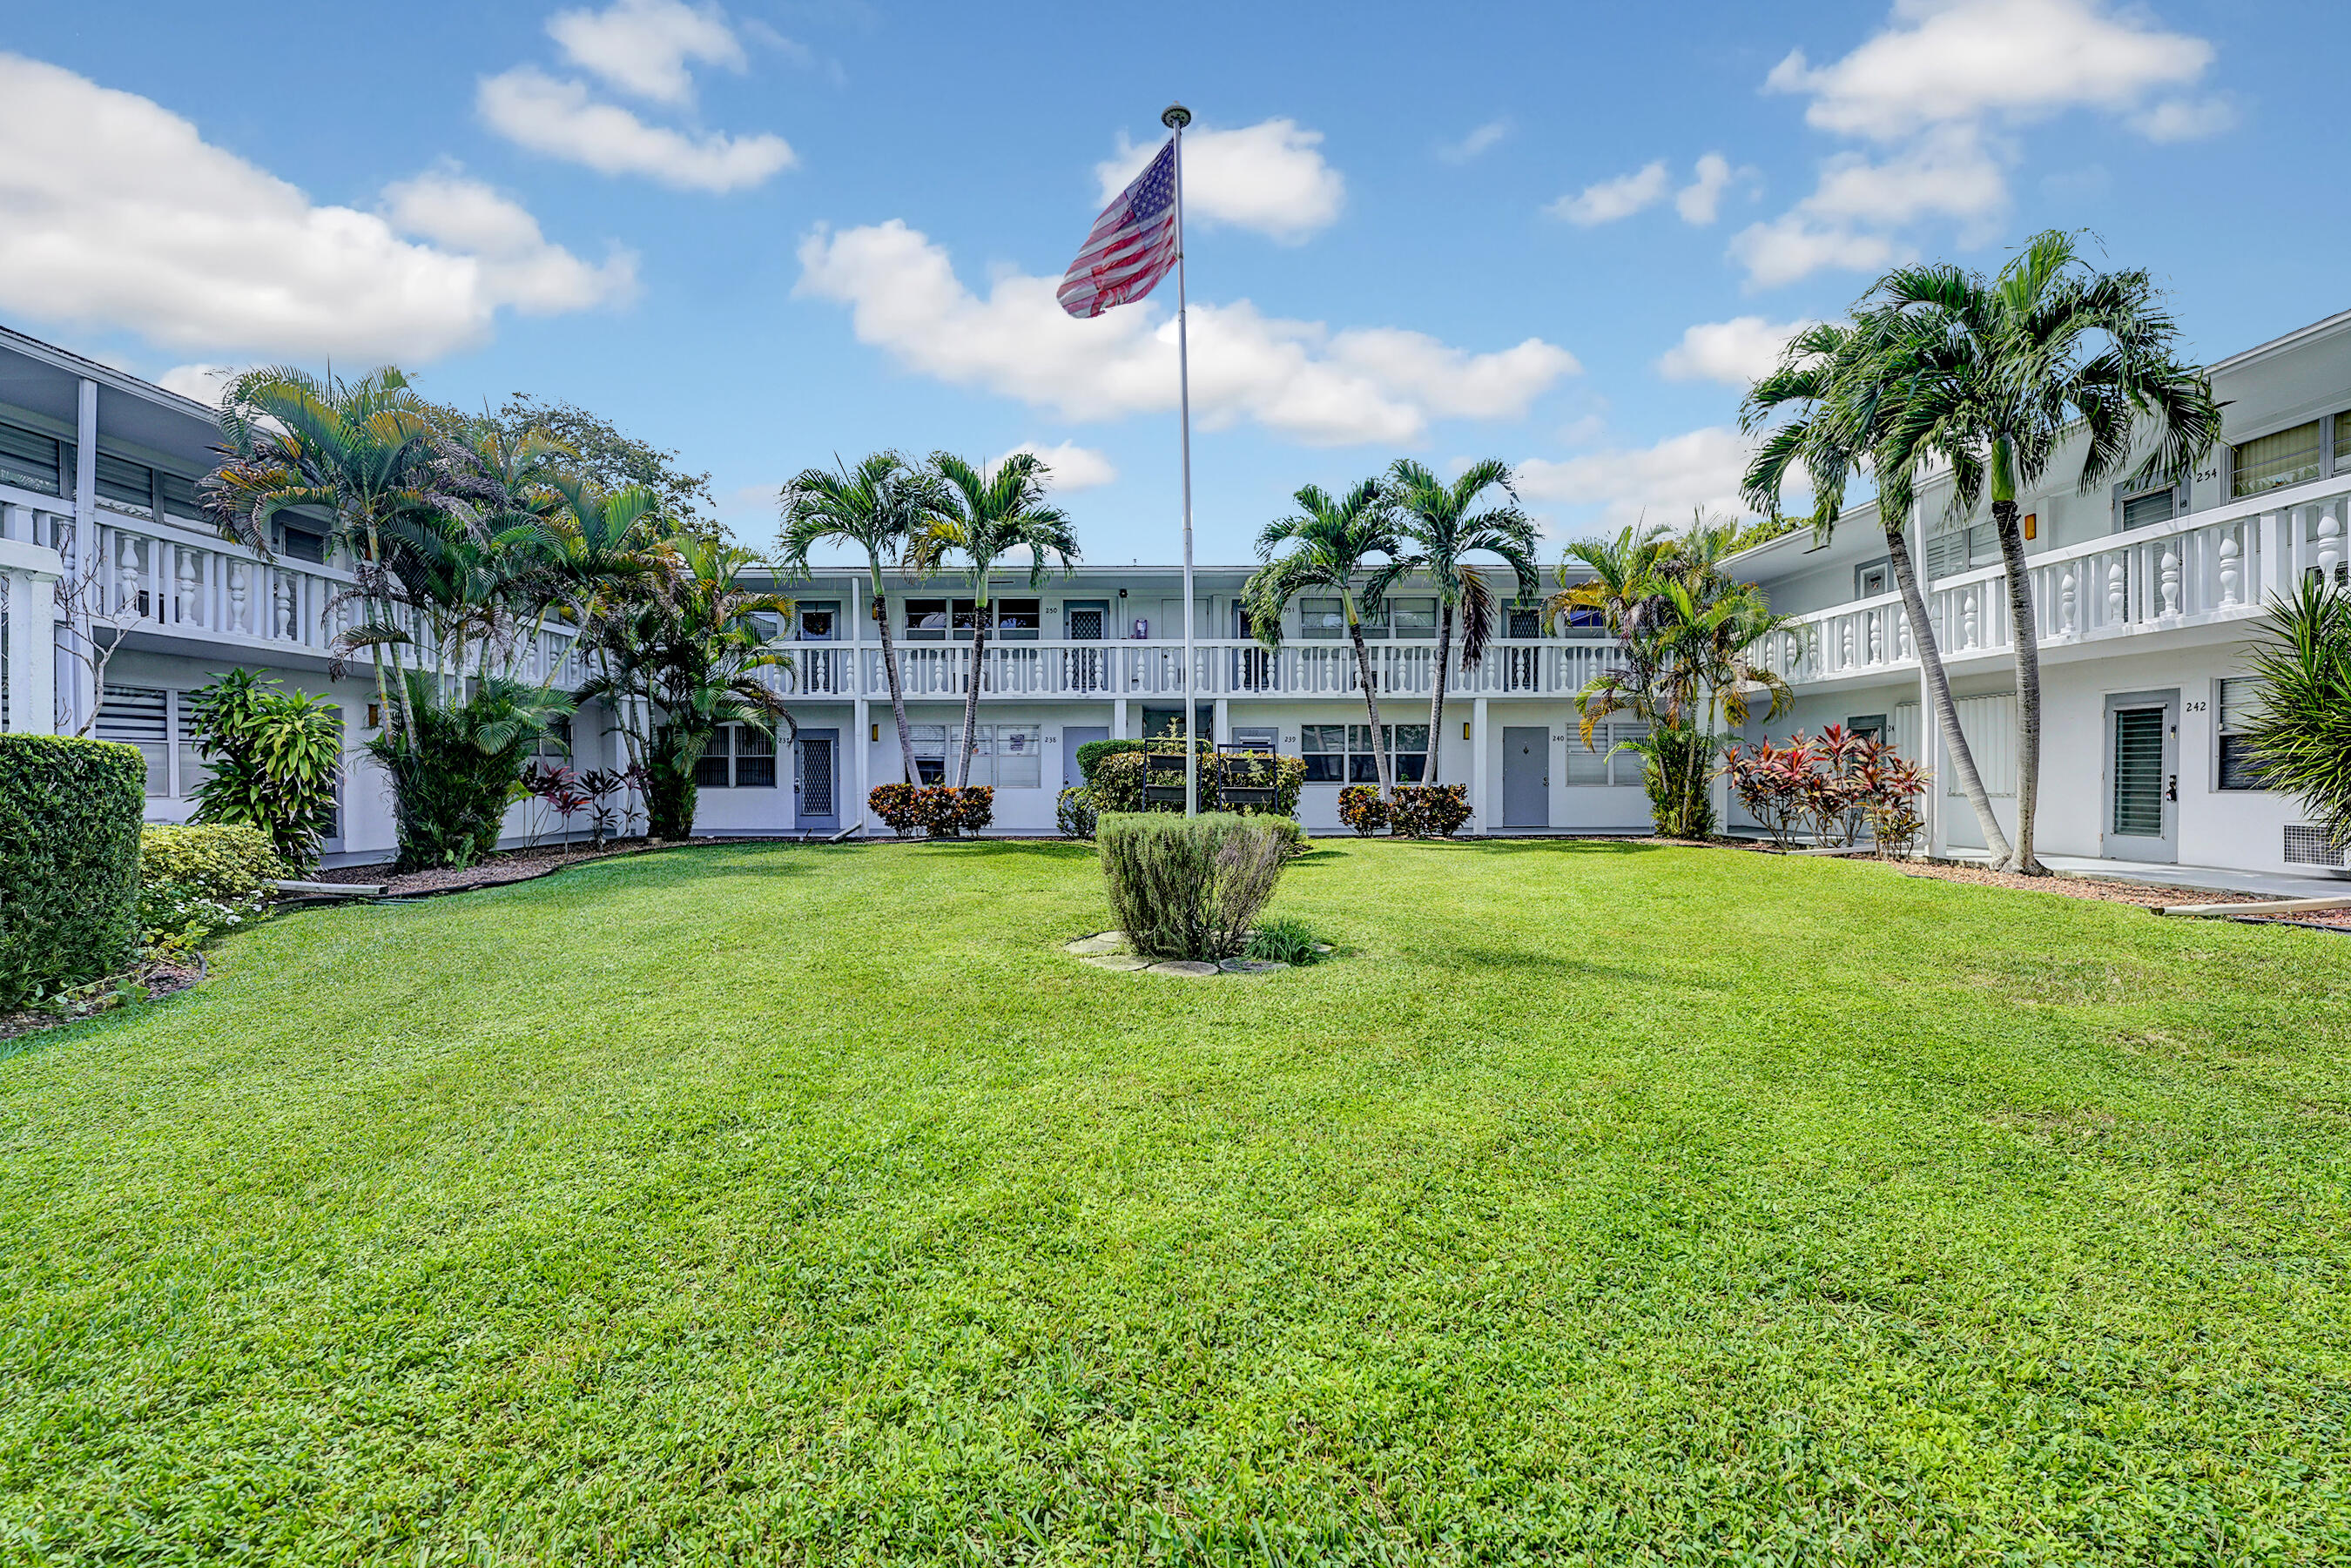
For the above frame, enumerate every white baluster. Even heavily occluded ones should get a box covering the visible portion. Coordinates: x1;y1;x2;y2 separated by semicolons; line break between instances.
1839;618;1853;669
115;534;140;615
2059;562;2077;634
2105;557;2126;625
2159;542;2181;616
2320;504;2345;585
2216;529;2241;607
1867;609;1883;665
275;572;296;638
1960;589;1978;650
228;561;249;634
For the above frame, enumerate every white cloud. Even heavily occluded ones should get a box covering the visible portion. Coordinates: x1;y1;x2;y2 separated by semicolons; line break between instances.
1657;317;1815;387
1764;0;2214;142
0;53;633;361
993;441;1118;493
1518;426;1762;529
548;0;746;106
1548;160;1669;226
1674;153;1735;225
1738;0;2222;287
794;220;1577;448
2129;96;2235;143
1094;119;1343;244
1729;216;1906;291
157;364;232;404
478;67;795;192
1438;119;1510;164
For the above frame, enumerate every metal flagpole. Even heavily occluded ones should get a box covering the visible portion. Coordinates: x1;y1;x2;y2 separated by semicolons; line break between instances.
1164;102;1197;816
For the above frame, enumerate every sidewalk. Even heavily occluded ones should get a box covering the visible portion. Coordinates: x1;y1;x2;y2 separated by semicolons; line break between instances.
1944;850;2350;901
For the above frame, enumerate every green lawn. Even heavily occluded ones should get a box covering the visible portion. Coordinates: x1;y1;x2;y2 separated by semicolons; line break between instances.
3;839;2348;1564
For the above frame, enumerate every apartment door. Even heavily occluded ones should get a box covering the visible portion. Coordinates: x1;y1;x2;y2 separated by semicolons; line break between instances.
1064;602;1107;691
1062;725;1108;791
1502;725;1548;828
793;729;839;834
2104;691;2178;862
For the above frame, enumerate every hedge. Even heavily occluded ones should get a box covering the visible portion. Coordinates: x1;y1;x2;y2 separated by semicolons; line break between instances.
0;735;145;1006
1074;737;1145;785
138;823;282;953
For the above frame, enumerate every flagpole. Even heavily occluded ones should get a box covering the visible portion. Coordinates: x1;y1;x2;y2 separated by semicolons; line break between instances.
1163;102;1197;817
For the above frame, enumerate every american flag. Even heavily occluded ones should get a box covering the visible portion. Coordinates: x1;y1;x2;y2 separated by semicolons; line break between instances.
1058;138;1180;319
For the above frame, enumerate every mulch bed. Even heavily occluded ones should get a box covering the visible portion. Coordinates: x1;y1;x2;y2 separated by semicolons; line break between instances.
307;838;734;898
0;954;206;1047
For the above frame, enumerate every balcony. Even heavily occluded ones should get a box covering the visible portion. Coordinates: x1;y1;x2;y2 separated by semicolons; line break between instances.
1;488;581;687
754;636;1616;703
1758;474;2350;688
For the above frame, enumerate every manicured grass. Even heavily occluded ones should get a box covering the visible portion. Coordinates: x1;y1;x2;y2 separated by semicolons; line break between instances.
3;839;2348;1563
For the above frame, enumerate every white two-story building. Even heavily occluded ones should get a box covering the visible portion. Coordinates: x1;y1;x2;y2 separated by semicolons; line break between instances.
0;311;2341;879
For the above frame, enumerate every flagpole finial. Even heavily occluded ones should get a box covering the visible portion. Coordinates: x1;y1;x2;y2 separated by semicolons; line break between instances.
1161;104;1191;130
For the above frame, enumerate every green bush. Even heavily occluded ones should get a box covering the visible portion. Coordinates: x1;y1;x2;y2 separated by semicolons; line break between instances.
184;669;343;871
1096;811;1290;961
1074;737;1144;784
1389;784;1471;838
1090;748;1307;817
368;673;563;871
138;823;281;952
1337;784;1386;836
1055;785;1099;839
1244;915;1322;966
0;735;145;1006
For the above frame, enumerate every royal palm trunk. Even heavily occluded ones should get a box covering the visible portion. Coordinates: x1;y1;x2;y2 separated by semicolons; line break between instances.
957;618;989;788
1886;524;2012;863
1347;616;1396;798
1425;601;1453;788
1991;487;2046;875
872;594;920;785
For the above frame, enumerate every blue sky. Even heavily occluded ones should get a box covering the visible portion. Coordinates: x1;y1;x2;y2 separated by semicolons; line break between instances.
2;0;2339;563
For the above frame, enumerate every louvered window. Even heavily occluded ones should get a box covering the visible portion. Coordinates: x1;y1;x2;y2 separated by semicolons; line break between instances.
2232;420;2322;498
158;470;203;519
2216;678;2267;792
95;452;155;512
96;684;171;797
2119;488;2175;530
0;421;62;495
1924;522;2000;579
1564;719;1646;786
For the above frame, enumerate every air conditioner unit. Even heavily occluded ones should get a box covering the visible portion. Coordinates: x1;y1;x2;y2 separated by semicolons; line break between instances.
2283;824;2349;874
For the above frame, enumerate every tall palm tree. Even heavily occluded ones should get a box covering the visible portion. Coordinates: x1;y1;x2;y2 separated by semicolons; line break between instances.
1243;479;1405;798
1860;231;2222;873
575;534;796;839
1742;318;2016;865
915;451;1081;788
778;453;948;786
1375;458;1538;786
544;478;673;771
202;366;446;735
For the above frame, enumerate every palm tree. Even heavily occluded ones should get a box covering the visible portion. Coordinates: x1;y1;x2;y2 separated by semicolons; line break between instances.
1243;479;1405;798
1559;521;1792;836
1858;232;2222;873
544;478;674;773
202;366;446;735
778;453;949;787
1376;459;1538;786
575;534;797;840
916;451;1081;788
2241;576;2351;855
1742;318;2016;865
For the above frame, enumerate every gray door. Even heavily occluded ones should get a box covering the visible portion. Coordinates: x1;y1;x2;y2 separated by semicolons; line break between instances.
2104;691;2178;862
1063;725;1108;791
1502;725;1548;828
794;729;838;832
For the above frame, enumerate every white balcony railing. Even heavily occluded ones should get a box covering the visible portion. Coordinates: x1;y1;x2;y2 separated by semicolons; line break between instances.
1760;476;2350;686
2;492;583;687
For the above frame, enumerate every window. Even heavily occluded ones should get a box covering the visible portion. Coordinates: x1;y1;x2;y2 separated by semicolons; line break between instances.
1507;602;1546;639
909;723;948;783
905;599;950;640
1847;713;1889;743
1924;522;2001;578
1298;596;1346;639
95;452;156;514
994;598;1040;641
2217;678;2267;791
2119;487;2176;531
158;471;203;520
696;724;778;789
1856;559;1892;597
0;421;63;495
954;724;1041;788
1357;599;1391;639
2233;420;2323;498
97;685;171;797
1300;723;1427;784
797;602;838;641
1229;726;1277;754
2338;412;2351;470
1389;597;1438;636
745;612;783;643
1563;720;1646;786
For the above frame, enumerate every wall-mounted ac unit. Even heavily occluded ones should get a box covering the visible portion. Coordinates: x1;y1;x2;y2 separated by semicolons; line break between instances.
2283;824;2348;872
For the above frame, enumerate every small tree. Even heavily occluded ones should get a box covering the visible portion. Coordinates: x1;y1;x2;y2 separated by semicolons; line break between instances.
184;670;345;871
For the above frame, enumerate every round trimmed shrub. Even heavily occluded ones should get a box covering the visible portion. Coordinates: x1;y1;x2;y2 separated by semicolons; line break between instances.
1096;811;1290;961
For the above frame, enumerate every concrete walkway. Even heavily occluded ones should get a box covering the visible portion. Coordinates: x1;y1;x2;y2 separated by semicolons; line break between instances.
1946;850;2351;901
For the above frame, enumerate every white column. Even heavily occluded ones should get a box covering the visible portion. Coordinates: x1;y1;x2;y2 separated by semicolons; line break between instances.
1469;697;1489;833
1212;695;1229;747
2;536;63;735
1114;695;1128;740
64;380;98;732
852;697;869;838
